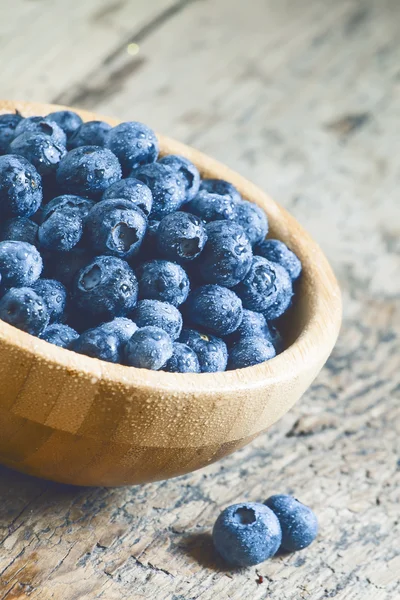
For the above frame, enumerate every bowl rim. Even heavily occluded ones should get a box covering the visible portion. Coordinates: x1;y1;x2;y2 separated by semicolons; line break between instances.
0;100;342;395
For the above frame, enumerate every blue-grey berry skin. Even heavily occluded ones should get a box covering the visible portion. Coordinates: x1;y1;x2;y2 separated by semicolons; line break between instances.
234;256;293;315
255;239;302;281
0;287;49;335
185;284;243;336
163;342;200;373
32;279;67;323
137;260;190;306
0;155;42;218
106;121;158;174
0;217;38;246
261;264;293;321
156;211;207;263
68;121;112;149
14;116;67;147
187;191;238;223
124;326;173;370
200;178;242;204
41;323;79;348
131;299;182;340
85;199;147;260
46;110;83;139
212;502;282;567
41;195;94;222
72;255;138;325
159;155;200;202
56;146;122;199
180;328;228;372
0;241;42;288
10;133;67;177
234;200;268;246
0;113;23;153
38;209;83;252
226;309;272;345
228;336;276;370
134;163;186;219
72;317;137;363
267;324;284;353
264;495;318;552
46;248;93;288
102;177;153;216
199;221;252;288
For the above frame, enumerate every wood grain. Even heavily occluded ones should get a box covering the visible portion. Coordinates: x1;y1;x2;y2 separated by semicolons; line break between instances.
0;0;399;599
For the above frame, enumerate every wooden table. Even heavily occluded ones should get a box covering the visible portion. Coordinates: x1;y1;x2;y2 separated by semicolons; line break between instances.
1;1;399;598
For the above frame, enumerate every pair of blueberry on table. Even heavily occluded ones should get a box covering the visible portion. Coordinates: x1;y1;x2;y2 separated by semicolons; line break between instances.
0;109;302;372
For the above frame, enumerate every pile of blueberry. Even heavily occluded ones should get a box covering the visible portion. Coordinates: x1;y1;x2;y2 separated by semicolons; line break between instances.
0;110;301;372
213;495;318;567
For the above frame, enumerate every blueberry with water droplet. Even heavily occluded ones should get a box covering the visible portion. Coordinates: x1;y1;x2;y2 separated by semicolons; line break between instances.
0;240;42;287
0;155;42;218
32;278;66;323
124;326;173;370
0;287;49;335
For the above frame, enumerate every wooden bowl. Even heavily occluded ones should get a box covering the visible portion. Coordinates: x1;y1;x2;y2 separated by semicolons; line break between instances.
0;100;341;486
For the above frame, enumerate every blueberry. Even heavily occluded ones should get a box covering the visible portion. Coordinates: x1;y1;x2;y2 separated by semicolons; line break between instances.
32;278;67;323
1;217;38;246
73;317;137;363
212;502;282;567
137;260;189;306
228;337;276;369
46;110;83;139
159;155;200;202
157;212;207;262
56;146;122;198
85;199;147;259
106;121;158;174
0;112;23;153
226;309;272;344
234;200;268;245
72;255;138;325
134;163;186;219
200;178;241;204
187;191;238;223
0;155;42;218
255;239;302;280
10;133;66;177
14;116;67;147
102;177;153;216
0;241;42;287
185;284;243;336
262;266;293;321
131;299;182;340
163;342;200;373
179;328;227;372
41;323;78;348
38;208;83;252
41;194;94;222
234;256;293;314
46;248;93;288
0;287;49;335
124;326;173;370
68;120;111;149
264;495;318;552
199;221;252;287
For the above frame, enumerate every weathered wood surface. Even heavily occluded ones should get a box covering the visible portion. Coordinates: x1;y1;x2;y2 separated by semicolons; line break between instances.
0;0;399;598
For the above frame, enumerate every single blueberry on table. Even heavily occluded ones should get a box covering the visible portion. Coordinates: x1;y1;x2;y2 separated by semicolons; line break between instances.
41;194;94;222
255;239;302;281
46;110;83;139
85;199;147;260
0;217;38;246
200;178;242;204
45;248;93;288
0;287;49;335
131;299;182;340
38;208;83;252
10;132;66;177
41;323;79;348
72;317;137;363
199;220;252;287
124;325;173;370
56;146;122;198
68;120;111;149
134;163;186;219
227;336;276;369
0;155;42;218
185;284;243;337
102;177;153;216
137;260;190;306
14;116;67;147
72;255;138;325
159;154;200;202
0;241;42;288
187;191;238;223
163;342;200;373
32;278;67;323
106;121;158;174
180;328;228;372
212;502;282;567
157;211;207;263
0;112;23;154
226;309;272;345
234;199;268;246
264;495;318;552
